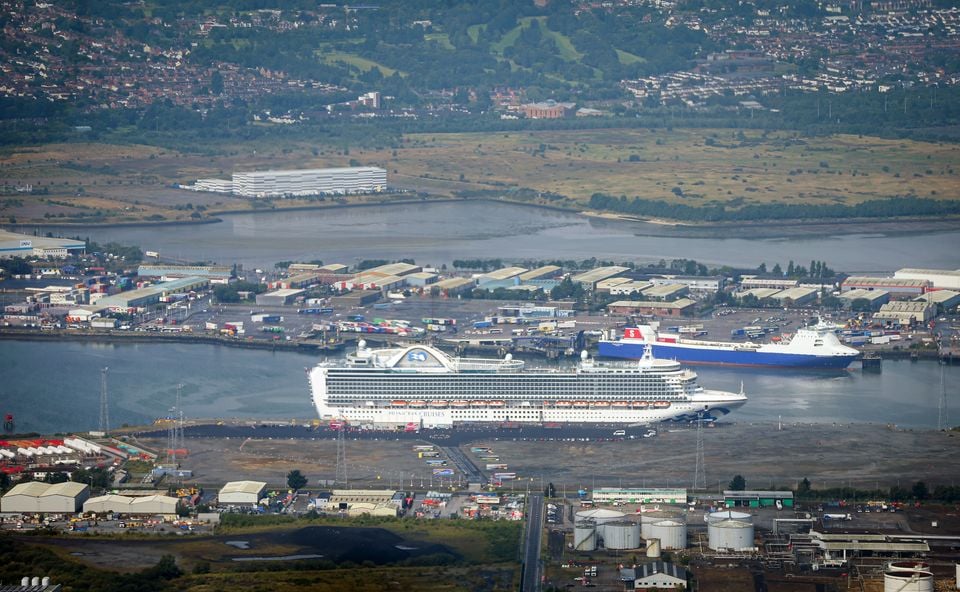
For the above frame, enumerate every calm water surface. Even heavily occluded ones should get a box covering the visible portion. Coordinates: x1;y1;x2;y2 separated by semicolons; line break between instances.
1;340;955;433
39;201;960;271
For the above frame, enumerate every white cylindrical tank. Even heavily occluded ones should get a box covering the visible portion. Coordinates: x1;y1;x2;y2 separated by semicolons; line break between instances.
646;538;661;558
883;565;933;592
887;562;930;573
574;521;597;551
641;511;684;540
576;508;625;525
601;521;641;550
706;510;752;523
708;519;755;551
648;519;687;550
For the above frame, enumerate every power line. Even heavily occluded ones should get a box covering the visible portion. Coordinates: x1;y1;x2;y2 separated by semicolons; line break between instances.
938;364;948;431
335;426;348;488
693;409;706;491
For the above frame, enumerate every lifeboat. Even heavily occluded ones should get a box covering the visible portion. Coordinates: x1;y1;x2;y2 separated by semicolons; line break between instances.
429;400;447;407
408;400;427;408
653;401;671;409
451;400;469;407
391;400;407;407
470;400;487;407
555;401;572;408
488;400;505;407
590;401;610;408
632;401;649;409
572;401;589;408
612;401;629;408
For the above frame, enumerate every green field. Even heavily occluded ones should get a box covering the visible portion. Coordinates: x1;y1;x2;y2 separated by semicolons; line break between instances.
2;517;521;592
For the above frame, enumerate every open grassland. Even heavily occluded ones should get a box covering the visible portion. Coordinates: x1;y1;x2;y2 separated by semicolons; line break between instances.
1;128;957;224
379;129;960;208
3;533;517;592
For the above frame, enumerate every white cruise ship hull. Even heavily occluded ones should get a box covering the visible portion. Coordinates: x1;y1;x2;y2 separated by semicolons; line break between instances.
308;342;747;428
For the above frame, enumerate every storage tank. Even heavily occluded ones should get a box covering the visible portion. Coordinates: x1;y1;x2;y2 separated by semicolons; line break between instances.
706;510;752;523
574;521;597;551
600;520;641;550
646;538;661;558
647;519;687;550
883;564;933;592
708;519;755;551
640;511;684;540
576;508;625;525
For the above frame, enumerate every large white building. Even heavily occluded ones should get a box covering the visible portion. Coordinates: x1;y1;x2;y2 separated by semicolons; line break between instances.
191;167;387;198
218;480;267;505
83;494;178;517
894;268;960;291
1;481;89;513
0;230;85;259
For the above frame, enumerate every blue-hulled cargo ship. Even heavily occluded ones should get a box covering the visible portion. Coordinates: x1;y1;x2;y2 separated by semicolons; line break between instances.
598;322;860;369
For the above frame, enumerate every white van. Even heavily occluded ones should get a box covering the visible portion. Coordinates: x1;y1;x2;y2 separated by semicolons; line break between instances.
612;429;626;436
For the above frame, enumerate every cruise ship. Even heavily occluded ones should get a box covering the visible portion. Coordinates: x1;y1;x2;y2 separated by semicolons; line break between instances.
308;341;747;428
598;322;860;369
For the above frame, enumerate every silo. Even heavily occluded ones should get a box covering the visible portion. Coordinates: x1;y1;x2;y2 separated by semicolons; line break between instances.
645;538;661;559
574;520;597;552
647;519;687;550
883;565;933;592
706;510;752;524
576;508;625;526
641;511;684;540
708;519;755;551
601;520;641;550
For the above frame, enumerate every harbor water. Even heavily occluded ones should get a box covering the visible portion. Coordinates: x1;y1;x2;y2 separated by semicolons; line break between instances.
37;201;960;272
0;339;955;434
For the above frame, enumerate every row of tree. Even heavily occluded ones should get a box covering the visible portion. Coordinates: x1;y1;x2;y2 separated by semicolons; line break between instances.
588;193;960;223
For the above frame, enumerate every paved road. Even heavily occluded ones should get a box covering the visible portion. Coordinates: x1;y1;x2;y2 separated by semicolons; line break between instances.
138;423;658;446
441;446;486;485
522;493;544;592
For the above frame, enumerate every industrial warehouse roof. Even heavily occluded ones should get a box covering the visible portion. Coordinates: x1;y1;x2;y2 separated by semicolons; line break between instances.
820;541;930;552
740;288;782;300
137;264;231;278
723;490;793;499
262;288;304;297
895;268;960;277
843;276;929;288
433;277;475;289
596;277;633;289
642;284;688;299
0;229;85;254
771;286;819;301
916;289;960;304
406;271;437;281
839;288;889;301
608;298;697;310
219;481;267;495
519;265;561;281
364;262;421;277
571;266;630;285
878;301;934;313
97;276;209;308
481;267;527;281
4;481;87;498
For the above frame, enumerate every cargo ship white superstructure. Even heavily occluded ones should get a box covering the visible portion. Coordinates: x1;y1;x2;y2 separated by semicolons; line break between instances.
308;341;747;428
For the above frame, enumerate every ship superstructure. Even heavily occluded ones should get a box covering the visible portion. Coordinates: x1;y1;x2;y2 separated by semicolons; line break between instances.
308;341;746;428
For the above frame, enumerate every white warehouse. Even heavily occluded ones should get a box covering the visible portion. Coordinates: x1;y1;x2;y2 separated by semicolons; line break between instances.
1;481;89;513
232;167;387;198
